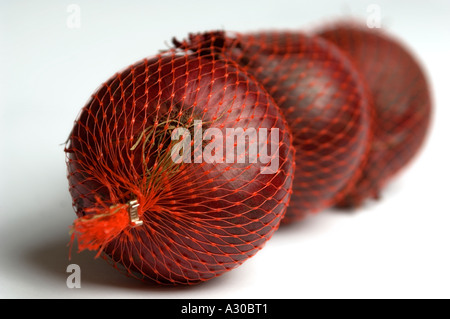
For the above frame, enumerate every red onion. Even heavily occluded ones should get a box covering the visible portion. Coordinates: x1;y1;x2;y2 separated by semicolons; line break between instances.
65;49;294;284
174;31;372;222
317;21;432;207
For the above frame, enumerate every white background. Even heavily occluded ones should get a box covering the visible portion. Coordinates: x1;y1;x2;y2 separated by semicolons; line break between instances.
1;0;449;299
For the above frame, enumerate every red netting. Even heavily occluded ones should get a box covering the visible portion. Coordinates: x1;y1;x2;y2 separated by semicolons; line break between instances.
174;31;372;222
65;23;432;285
316;22;432;207
65;47;294;284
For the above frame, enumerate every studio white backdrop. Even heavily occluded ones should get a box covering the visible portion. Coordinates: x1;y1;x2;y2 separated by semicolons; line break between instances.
1;0;449;298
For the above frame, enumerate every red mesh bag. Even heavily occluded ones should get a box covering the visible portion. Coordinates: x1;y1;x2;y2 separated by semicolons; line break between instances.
174;31;372;222
316;22;432;207
65;45;294;284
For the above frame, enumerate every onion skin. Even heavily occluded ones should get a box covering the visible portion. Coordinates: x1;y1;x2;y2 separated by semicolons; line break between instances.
317;22;432;207
174;31;372;222
66;52;294;285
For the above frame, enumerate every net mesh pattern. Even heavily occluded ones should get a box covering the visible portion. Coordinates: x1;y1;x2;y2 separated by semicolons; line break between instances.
65;47;294;285
174;31;372;221
65;23;432;285
317;22;432;207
